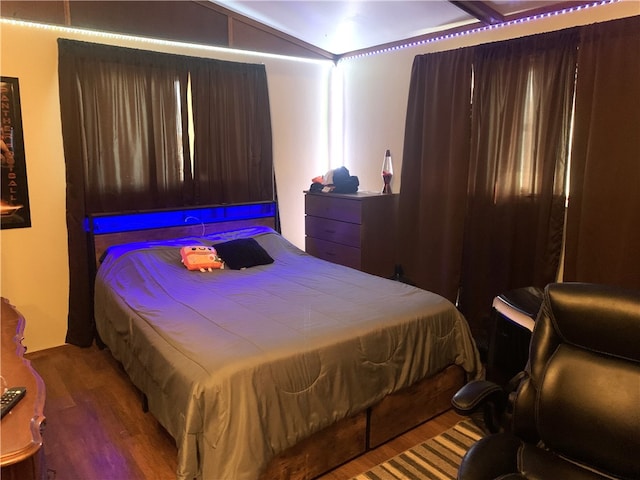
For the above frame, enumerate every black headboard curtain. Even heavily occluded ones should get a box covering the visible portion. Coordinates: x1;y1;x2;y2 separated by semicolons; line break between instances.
58;39;274;347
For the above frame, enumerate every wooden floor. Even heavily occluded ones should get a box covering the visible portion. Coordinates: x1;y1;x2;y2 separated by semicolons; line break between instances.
26;344;465;480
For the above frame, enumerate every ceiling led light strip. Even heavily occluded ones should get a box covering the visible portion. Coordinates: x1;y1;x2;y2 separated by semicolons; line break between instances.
0;18;332;65
342;0;618;61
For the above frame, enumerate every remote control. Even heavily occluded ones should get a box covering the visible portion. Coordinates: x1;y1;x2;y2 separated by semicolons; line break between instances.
1;386;27;419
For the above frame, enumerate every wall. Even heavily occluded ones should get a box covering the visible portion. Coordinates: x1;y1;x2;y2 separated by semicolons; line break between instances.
0;21;332;351
0;1;637;351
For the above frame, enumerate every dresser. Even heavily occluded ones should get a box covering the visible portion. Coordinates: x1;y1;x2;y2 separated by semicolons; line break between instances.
304;191;398;278
1;298;47;480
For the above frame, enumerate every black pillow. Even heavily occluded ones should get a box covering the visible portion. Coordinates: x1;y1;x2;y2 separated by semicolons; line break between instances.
214;238;274;270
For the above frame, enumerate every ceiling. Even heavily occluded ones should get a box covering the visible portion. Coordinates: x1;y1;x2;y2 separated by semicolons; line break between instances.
210;1;587;55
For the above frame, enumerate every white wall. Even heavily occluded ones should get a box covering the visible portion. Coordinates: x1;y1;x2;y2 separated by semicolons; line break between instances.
0;1;636;351
0;24;68;352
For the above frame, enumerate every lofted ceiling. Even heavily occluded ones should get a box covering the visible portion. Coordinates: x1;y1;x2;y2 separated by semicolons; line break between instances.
210;1;594;55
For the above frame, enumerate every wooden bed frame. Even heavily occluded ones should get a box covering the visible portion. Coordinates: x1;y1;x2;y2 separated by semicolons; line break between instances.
262;364;465;479
87;202;467;480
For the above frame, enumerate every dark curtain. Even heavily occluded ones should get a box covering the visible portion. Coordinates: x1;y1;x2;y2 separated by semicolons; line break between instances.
58;40;273;346
59;40;191;346
458;30;578;337
398;48;474;302
190;60;274;204
60;43;192;212
564;16;640;290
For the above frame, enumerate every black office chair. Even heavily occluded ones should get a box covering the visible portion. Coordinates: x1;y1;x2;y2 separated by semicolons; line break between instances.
452;282;640;480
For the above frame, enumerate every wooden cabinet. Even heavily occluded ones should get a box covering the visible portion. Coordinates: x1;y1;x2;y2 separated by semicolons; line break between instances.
1;298;46;480
304;191;398;278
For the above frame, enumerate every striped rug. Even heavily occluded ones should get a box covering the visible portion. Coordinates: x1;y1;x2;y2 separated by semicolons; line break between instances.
351;420;484;480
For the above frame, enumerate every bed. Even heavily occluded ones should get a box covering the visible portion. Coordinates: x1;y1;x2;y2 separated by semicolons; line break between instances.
89;203;482;480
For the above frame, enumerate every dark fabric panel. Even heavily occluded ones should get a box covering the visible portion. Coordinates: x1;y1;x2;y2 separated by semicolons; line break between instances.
398;48;474;302
564;16;640;290
58;42;94;346
59;40;192;346
190;59;274;205
458;29;578;336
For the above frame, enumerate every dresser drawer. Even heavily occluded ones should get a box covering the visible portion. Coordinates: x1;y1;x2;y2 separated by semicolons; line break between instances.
305;194;362;223
304;191;398;278
305;237;361;270
305;216;361;247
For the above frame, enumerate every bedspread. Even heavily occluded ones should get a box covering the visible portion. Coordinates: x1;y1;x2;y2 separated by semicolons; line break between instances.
94;227;481;479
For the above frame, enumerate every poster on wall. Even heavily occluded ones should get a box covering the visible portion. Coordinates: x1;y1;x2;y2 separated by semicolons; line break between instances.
1;76;31;229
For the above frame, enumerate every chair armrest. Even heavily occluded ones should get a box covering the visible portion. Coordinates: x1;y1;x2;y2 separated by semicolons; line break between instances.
451;380;505;414
452;380;509;433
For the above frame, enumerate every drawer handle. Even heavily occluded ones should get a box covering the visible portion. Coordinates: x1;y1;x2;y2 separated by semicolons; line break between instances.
323;229;336;234
324;251;336;256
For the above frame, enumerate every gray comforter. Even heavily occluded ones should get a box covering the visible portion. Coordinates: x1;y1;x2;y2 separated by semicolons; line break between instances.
94;227;481;480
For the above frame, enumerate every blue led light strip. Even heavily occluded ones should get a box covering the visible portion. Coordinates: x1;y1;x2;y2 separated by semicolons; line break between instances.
86;202;277;234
